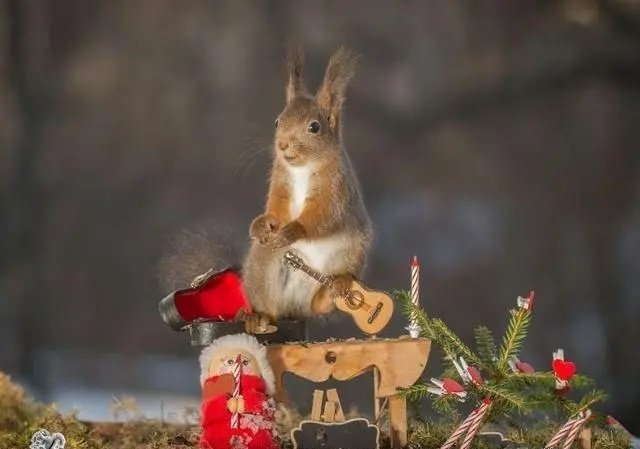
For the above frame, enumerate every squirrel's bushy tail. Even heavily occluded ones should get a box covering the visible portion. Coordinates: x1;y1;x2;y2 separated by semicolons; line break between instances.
157;226;239;292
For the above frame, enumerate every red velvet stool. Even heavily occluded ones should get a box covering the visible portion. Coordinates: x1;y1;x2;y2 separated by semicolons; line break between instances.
159;267;251;331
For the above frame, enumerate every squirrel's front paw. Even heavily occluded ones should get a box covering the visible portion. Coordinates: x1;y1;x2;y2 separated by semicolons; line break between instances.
271;221;306;249
330;274;354;299
249;214;280;246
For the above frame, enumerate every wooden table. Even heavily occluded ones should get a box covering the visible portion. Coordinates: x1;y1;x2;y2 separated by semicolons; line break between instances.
267;337;431;448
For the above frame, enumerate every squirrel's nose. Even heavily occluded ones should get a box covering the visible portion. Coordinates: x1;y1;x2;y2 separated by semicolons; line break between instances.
278;141;288;151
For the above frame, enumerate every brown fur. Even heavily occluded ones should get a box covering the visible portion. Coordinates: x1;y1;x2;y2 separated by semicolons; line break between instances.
242;47;372;322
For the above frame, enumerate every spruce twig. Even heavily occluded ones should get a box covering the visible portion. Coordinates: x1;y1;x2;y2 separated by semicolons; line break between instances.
474;325;498;372
431;318;483;368
497;308;531;373
569;389;608;417
480;383;526;411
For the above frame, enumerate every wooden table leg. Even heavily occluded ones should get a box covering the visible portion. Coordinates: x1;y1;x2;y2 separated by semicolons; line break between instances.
388;395;408;448
373;367;381;421
578;427;592;449
311;390;324;421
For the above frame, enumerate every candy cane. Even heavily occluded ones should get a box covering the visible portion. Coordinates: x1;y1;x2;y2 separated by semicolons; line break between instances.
439;410;477;449
459;400;491;449
230;354;242;429
545;410;592;449
440;400;491;449
544;418;577;449
561;411;592;449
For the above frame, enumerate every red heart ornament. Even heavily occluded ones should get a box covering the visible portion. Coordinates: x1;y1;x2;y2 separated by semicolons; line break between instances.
442;378;465;393
516;361;535;374
552;359;576;381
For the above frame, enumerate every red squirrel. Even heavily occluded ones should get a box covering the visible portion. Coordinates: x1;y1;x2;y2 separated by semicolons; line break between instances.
242;47;373;332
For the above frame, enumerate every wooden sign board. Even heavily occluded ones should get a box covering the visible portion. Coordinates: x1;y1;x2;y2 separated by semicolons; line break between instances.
291;418;380;449
267;338;430;400
268;337;430;448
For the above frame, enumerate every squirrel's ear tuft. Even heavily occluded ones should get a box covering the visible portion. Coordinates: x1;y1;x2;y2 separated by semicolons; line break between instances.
316;47;358;130
286;44;306;102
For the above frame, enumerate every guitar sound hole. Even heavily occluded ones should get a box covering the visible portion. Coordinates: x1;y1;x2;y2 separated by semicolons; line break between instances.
344;291;365;310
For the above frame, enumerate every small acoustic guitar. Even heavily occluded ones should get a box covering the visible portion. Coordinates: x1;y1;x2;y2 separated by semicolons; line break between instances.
284;251;394;335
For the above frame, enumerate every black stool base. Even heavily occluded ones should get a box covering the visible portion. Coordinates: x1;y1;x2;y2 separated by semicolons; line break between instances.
188;319;308;346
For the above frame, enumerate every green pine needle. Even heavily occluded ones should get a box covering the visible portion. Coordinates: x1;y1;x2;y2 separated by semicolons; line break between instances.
399;384;433;403
497;308;531;373
474;325;498;372
569;389;608;417
427;318;482;368
480;383;526;411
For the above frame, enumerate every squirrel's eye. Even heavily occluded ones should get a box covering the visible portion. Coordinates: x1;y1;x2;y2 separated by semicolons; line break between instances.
307;120;320;134
275;119;279;128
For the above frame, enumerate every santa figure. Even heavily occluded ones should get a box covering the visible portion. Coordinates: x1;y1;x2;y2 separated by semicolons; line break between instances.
199;333;279;449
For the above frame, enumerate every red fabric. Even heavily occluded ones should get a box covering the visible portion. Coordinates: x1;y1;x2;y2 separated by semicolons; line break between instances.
175;269;251;322
200;374;278;449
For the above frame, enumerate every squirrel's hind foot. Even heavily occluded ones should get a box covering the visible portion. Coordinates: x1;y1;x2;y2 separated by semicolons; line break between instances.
244;313;278;335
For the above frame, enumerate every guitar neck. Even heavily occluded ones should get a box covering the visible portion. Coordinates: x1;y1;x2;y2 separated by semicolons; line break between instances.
297;262;333;288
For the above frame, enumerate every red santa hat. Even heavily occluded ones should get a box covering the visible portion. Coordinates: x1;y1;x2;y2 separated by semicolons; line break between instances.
199;333;276;396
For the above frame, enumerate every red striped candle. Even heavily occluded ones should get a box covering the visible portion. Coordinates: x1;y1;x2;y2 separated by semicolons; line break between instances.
410;256;420;326
230;354;242;428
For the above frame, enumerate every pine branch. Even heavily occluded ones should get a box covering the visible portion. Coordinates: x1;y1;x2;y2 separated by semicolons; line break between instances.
396;290;436;340
497;308;531;373
431;394;459;416
480;383;526;412
398;383;434;402
501;371;557;388
474;325;498;371
400;382;460;417
397;290;482;366
571;374;597;389
568;389;608;417
431;318;483;367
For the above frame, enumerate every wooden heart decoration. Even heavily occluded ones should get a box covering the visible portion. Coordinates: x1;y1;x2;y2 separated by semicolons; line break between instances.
516;361;535;374
442;378;465;393
202;373;235;399
552;359;576;381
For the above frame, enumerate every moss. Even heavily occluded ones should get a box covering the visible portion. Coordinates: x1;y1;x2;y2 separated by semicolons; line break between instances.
0;372;631;449
0;372;198;449
407;418;632;449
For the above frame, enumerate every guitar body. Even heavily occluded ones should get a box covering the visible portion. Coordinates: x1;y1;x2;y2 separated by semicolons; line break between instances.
283;251;394;335
334;280;394;335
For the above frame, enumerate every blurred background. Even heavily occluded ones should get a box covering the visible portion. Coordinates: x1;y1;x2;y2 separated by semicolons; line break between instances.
1;0;639;431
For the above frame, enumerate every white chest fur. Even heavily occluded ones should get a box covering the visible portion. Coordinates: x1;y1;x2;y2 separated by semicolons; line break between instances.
285;165;349;276
287;165;311;218
291;232;349;274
